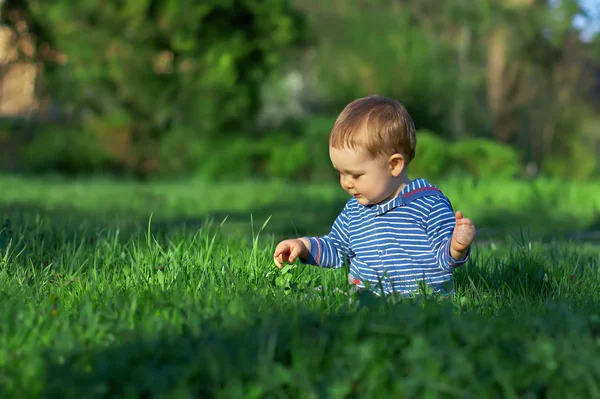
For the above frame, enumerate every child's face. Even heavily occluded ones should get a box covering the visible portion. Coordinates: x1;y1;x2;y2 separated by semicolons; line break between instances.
329;146;403;206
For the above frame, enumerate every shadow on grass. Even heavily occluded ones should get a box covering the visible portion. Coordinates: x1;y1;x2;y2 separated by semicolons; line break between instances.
36;291;600;398
36;303;425;397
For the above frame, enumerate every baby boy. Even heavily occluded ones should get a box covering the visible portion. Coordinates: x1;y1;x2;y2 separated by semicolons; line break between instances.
273;95;476;296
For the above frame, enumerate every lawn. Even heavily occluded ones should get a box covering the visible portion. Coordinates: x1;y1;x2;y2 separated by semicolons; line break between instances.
1;174;600;397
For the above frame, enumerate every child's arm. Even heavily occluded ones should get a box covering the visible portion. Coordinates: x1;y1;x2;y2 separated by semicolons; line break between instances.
426;198;475;271
450;210;476;260
300;203;354;269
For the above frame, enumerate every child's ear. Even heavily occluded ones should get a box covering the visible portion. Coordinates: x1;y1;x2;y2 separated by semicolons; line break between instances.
388;153;405;176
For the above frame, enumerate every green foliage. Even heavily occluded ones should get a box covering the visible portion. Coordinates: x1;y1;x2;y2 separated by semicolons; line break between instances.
544;139;598;181
2;0;598;181
5;117;529;182
19;124;111;174
194;135;266;181
408;129;453;180
200;122;523;182
309;5;460;134
172;119;525;184
300;115;339;182
370;128;521;182
296;0;599;171
24;0;306;175
161;115;339;182
449;138;521;180
158;129;266;181
264;131;310;180
542;102;600;181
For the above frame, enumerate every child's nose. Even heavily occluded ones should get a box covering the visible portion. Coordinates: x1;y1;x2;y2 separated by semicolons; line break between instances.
340;175;354;190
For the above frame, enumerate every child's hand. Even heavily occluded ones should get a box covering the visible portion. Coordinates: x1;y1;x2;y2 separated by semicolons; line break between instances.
273;238;309;269
450;211;476;260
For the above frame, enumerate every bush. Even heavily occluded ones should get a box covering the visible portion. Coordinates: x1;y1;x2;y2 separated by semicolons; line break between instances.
449;138;521;180
265;131;310;180
26;0;307;176
254;123;523;183
541;102;599;181
408;129;453;180
301;116;339;182
543;139;597;181
406;131;521;182
19;123;111;174
158;116;337;182
10;116;526;183
192;135;266;181
235;115;339;182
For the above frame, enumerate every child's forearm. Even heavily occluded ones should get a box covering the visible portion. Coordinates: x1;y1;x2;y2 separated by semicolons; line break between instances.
297;235;350;268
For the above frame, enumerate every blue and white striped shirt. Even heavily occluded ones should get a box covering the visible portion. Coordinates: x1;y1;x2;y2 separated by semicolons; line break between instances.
302;178;470;296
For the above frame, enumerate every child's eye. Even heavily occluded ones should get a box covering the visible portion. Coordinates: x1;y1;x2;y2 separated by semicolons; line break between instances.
352;174;362;179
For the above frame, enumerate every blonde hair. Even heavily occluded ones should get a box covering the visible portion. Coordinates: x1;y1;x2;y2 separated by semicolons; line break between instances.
329;95;416;162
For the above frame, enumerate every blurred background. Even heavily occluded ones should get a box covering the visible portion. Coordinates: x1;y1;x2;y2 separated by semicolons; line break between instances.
0;0;599;242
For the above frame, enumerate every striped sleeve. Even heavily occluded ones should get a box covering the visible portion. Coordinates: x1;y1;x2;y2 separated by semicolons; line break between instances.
300;203;354;269
426;197;470;271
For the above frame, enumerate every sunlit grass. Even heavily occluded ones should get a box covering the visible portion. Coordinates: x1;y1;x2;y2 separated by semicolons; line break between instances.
1;174;599;238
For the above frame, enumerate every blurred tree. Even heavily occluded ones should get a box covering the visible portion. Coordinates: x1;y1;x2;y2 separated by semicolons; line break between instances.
295;0;599;175
0;0;57;171
408;0;496;139
17;0;306;176
2;0;599;180
295;1;459;136
412;0;598;169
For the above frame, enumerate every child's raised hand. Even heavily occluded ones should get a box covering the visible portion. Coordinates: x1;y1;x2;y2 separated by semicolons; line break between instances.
273;239;309;269
451;210;476;260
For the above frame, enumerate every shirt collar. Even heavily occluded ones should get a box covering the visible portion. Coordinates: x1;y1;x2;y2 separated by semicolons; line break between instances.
369;178;438;216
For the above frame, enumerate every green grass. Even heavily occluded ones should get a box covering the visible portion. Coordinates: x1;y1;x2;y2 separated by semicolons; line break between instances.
1;173;600;240
2;175;600;397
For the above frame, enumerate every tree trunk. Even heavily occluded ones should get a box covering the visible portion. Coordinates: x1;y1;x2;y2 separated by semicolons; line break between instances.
452;25;471;139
